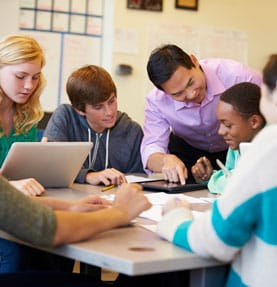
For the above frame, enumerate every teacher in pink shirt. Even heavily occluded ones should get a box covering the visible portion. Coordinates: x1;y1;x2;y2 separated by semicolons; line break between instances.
141;44;262;184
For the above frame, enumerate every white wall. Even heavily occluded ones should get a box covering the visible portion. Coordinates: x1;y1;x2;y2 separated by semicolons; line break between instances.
1;0;276;127
0;0;19;37
112;0;277;126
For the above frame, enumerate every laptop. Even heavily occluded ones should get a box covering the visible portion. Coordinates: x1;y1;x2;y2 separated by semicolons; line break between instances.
1;142;93;188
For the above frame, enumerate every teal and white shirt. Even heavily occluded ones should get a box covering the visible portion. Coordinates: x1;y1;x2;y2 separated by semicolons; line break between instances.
157;125;277;287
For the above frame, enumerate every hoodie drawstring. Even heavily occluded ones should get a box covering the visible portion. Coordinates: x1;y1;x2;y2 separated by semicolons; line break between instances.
88;128;110;170
105;129;110;169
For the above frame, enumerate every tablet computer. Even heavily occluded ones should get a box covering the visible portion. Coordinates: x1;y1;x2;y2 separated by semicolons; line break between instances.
141;180;207;193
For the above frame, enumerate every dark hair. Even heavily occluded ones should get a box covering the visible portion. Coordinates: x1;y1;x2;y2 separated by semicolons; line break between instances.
66;65;117;112
220;82;266;126
147;44;195;90
263;54;277;92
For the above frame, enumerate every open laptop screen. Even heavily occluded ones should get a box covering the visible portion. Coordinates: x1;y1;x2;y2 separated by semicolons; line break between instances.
1;142;93;188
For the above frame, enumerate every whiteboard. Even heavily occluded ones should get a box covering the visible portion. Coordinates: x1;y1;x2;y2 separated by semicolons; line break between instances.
18;0;108;111
147;23;248;64
25;31;102;110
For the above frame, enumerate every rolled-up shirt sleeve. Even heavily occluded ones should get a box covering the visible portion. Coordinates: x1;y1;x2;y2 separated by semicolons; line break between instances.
141;90;172;171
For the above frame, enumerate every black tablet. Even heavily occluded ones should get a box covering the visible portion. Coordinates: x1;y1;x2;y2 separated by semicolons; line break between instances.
141;180;207;193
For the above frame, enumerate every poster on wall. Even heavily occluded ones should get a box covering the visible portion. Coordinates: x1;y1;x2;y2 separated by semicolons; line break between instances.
175;0;198;11
127;0;162;11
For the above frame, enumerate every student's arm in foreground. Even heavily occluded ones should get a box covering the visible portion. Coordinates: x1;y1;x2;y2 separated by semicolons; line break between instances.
53;183;151;245
0;176;151;247
32;194;112;212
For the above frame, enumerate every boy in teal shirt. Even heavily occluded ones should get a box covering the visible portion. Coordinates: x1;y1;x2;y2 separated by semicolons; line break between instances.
191;82;266;194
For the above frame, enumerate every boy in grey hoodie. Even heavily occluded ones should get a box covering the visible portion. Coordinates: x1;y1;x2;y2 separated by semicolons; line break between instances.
43;65;144;186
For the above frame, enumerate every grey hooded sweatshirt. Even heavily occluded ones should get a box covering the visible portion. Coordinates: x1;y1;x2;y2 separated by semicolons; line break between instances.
43;104;145;183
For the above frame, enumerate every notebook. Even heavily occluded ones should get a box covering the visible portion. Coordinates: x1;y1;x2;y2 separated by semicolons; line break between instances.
1;142;93;188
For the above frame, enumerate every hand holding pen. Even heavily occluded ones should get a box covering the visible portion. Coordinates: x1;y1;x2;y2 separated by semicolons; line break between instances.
85;168;127;186
191;156;213;182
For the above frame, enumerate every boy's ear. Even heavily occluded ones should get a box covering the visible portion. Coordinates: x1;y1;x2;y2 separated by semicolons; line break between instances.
249;114;264;129
74;107;85;116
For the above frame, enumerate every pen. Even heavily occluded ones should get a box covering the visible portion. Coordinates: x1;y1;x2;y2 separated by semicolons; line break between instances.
101;184;115;192
216;159;231;178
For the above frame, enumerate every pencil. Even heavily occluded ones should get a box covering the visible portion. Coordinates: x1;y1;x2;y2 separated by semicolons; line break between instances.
216;159;231;178
101;184;115;192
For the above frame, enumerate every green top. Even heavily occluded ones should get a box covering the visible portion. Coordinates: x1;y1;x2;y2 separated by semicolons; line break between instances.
207;148;240;194
0;126;37;167
0;175;56;247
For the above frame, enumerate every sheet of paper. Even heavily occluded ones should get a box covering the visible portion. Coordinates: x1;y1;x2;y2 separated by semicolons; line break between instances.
101;191;209;231
145;192;206;205
126;174;163;183
199;197;218;203
140;205;162;222
140;224;157;233
139;193;206;222
140;211;203;233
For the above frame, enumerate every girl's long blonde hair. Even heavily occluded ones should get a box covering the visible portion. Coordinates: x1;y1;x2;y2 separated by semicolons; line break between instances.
0;34;46;134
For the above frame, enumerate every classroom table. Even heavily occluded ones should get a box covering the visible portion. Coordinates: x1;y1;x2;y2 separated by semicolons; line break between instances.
0;182;227;287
